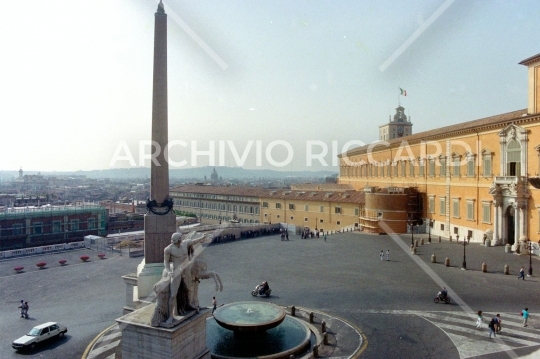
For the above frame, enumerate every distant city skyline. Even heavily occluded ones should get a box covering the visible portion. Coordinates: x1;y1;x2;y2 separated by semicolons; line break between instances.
1;0;539;172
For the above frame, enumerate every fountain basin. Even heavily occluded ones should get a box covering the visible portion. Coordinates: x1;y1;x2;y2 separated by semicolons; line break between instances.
207;314;312;358
213;301;286;334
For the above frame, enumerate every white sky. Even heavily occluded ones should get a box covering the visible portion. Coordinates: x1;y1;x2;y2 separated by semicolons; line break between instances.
0;0;539;172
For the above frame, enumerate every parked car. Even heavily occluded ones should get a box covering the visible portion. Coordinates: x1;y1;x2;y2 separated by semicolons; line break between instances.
12;322;67;350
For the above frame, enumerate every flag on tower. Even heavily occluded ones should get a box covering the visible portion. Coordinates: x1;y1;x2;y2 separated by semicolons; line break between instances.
400;87;407;96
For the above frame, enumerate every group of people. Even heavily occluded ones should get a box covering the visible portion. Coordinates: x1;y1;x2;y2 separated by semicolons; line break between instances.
476;308;529;338
380;250;390;261
18;300;29;319
280;229;289;241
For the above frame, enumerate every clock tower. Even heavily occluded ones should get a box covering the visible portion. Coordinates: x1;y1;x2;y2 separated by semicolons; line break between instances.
379;105;413;140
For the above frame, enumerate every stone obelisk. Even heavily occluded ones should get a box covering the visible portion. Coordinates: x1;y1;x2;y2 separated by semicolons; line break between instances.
137;0;177;298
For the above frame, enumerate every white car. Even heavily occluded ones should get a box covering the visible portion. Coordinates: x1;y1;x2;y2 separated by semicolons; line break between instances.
12;322;68;350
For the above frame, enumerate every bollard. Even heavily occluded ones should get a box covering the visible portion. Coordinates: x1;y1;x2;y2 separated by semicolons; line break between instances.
438;235;441;243
421;238;424;245
504;264;509;275
449;235;452;242
323;332;328;345
412;247;417;255
313;344;319;358
445;257;450;267
431;254;436;263
415;239;418;248
321;320;326;333
482;262;487;272
309;312;314;323
291;306;296;317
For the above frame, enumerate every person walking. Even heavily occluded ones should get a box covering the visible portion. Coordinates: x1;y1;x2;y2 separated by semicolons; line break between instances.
324;234;327;242
212;296;217;315
488;317;496;338
522;308;529;327
22;301;29;319
386;250;390;261
380;250;384;260
518;267;525;280
494;314;502;334
476;310;484;328
18;300;24;318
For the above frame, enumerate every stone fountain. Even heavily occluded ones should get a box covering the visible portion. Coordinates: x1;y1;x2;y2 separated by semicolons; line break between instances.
207;301;311;358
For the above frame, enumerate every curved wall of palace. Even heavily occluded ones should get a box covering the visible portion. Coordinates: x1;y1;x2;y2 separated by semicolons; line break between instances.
362;192;408;234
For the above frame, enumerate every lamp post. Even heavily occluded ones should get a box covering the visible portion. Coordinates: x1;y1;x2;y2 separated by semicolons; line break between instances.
457;235;469;270
427;219;431;243
409;220;415;246
525;239;539;276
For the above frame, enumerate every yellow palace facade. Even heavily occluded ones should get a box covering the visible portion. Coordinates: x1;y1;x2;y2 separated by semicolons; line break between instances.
338;53;540;250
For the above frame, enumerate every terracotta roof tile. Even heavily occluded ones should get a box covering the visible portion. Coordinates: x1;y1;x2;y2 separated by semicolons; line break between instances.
170;185;365;204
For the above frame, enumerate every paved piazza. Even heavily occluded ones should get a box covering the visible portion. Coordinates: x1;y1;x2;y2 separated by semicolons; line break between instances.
1;232;540;358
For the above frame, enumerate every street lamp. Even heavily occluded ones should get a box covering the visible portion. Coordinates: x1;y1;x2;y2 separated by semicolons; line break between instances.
457;235;469;270
525;239;539;276
410;220;414;246
427;219;432;243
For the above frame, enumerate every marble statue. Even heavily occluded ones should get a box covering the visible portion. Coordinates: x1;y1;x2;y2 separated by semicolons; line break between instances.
150;231;222;327
186;256;223;310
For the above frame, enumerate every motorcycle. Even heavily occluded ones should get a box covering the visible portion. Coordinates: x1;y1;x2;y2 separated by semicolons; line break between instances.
434;293;450;304
251;284;271;297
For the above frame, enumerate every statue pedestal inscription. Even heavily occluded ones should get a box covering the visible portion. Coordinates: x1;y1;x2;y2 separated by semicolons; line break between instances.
117;304;211;359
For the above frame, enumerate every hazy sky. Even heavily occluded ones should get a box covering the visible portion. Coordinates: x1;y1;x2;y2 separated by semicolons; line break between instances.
1;0;539;172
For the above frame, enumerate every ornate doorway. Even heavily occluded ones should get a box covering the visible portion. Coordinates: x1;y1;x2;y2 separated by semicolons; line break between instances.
505;206;515;245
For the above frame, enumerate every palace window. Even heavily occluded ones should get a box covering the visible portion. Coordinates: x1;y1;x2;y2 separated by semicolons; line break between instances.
419;159;425;176
354;207;359;216
480;150;491;177
335;207;342;214
452;154;461;177
262;202;268;208
320;205;324;212
428;158;435;177
466;200;475;220
275;203;282;209
428;196;435;213
466;153;476;177
409;160;415;177
439;156;447;177
452;198;460;218
393;162;398;176
401;161;406;177
439;197;446;215
304;204;309;211
482;202;491;224
507;139;521;176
